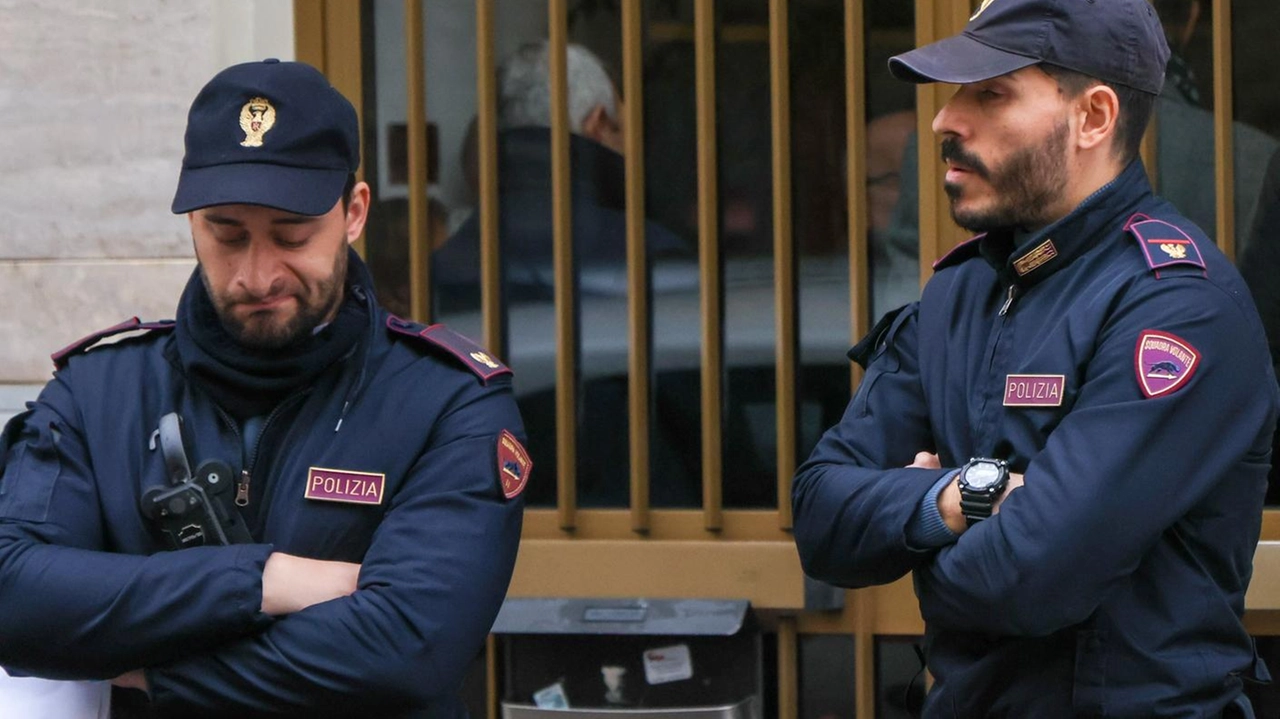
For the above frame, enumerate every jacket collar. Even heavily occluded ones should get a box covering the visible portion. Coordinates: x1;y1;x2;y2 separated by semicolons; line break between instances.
980;159;1153;288
166;248;380;422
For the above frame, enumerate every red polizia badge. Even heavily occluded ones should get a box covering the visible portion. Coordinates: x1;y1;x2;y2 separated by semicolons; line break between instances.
497;430;532;500
1134;330;1200;399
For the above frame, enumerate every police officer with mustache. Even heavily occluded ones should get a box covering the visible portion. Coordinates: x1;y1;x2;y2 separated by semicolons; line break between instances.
793;0;1277;716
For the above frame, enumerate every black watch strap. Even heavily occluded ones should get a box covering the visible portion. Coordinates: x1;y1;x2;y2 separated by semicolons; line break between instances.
959;495;996;526
957;458;1008;527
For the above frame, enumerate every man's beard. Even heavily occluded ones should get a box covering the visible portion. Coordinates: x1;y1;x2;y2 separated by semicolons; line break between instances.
202;247;348;351
942;120;1070;232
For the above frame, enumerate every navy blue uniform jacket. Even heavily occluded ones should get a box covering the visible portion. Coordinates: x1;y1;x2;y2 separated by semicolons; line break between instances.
793;161;1279;717
0;262;525;717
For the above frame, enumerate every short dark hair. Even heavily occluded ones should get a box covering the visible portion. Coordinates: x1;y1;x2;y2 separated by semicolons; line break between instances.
1039;63;1157;164
340;173;357;213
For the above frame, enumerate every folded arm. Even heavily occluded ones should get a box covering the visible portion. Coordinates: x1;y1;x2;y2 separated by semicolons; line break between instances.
144;379;526;713
916;278;1277;636
0;378;275;679
792;305;953;588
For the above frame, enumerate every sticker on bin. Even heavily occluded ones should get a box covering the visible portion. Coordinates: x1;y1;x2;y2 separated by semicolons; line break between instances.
533;681;570;709
643;643;694;685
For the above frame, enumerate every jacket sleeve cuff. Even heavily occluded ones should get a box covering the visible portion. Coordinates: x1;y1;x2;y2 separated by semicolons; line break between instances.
905;470;960;549
146;544;275;709
239;544;275;623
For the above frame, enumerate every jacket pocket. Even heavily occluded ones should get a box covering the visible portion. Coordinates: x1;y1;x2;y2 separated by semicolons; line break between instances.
0;413;60;523
850;305;914;418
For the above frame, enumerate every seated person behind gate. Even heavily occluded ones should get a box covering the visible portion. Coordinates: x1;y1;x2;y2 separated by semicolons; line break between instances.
433;40;691;313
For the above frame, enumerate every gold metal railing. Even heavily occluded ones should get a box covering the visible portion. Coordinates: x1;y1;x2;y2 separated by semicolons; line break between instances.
621;0;652;533
770;0;797;529
405;0;431;322
548;0;579;531
476;0;503;354
694;0;725;532
1212;0;1235;261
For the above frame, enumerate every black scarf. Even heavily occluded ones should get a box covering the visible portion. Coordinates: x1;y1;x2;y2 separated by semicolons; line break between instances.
173;259;369;420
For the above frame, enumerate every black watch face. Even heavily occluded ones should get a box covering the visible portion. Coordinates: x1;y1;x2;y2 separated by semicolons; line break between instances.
964;462;1003;490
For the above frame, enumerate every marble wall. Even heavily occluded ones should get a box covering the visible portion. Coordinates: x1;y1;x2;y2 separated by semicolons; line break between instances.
0;0;294;397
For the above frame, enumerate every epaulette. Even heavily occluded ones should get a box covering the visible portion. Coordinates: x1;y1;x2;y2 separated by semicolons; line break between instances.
385;315;512;383
52;317;175;370
932;233;986;271
848;305;908;369
1124;213;1207;278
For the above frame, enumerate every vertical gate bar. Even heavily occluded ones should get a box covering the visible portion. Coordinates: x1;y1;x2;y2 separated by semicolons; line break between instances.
486;634;499;719
622;0;653;533
770;0;797;528
778;616;799;719
293;1;327;72
405;0;431;323
853;588;876;719
549;0;578;530
1140;112;1159;189
845;0;869;393
321;0;366;256
476;0;504;356
914;0;970;280
1212;0;1235;259
695;0;724;531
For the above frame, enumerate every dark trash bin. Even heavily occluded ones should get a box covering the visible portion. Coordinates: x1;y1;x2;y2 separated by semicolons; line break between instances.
492;598;762;719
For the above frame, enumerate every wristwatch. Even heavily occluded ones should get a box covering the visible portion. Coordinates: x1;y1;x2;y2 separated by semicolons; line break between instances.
957;457;1009;527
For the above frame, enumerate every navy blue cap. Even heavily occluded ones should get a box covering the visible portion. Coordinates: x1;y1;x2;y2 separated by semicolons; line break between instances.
172;59;360;216
889;0;1171;95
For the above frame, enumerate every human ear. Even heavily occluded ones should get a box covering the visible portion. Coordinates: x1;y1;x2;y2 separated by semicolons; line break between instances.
581;105;610;142
1076;85;1119;154
344;181;372;245
581;104;623;154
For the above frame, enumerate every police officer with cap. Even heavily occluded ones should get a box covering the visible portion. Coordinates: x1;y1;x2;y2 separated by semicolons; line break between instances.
792;0;1277;716
0;59;528;717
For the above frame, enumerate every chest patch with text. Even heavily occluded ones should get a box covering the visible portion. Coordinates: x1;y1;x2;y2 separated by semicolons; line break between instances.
305;467;386;505
1003;374;1065;407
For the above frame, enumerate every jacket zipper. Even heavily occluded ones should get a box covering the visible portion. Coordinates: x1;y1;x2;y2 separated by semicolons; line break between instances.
987;284;1020;377
214;284;373;510
998;284;1019;316
239;392;309;507
976;283;1020;447
236;468;252;507
215;392;309;509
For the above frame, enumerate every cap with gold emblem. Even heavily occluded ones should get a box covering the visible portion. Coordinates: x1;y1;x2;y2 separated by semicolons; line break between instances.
171;58;360;216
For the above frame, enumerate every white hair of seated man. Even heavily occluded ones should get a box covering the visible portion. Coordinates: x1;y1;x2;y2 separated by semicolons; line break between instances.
497;40;619;137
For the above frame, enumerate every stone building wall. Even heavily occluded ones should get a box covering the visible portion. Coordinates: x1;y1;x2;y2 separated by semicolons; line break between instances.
0;0;293;420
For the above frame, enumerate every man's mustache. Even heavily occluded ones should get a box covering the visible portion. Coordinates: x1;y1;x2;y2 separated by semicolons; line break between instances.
229;283;293;306
940;138;990;179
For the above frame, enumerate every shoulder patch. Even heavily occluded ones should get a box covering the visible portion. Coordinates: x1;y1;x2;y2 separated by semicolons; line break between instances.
932;233;986;271
386;315;512;383
496;429;532;500
1134;330;1200;398
1124;214;1207;277
52;317;175;370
